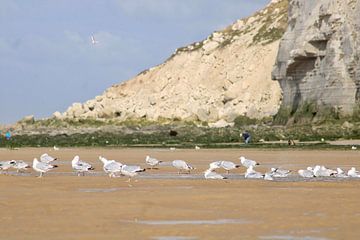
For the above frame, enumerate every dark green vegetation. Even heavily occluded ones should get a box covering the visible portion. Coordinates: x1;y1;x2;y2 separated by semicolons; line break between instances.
1;115;359;149
274;103;360;125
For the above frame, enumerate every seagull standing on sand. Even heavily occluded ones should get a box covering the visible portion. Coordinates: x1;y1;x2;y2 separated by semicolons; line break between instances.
0;160;16;174
99;156;122;178
209;161;222;170
120;165;145;182
270;168;291;178
40;153;57;163
172;160;194;174
245;166;264;179
348;167;360;178
72;156;94;176
145;156;162;169
335;168;349;178
204;169;226;180
219;161;241;174
32;158;58;177
239;156;259;169
53;146;60;151
298;167;315;178
13;160;30;173
264;172;274;181
313;165;336;177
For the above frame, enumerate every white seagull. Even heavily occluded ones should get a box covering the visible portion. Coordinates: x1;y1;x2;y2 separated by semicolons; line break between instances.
91;35;99;45
0;160;16;174
72;156;94;176
40;153;57;163
298;167;315;178
99;156;122;178
209;161;222;171
245;166;264;179
195;145;201;150
145;155;162;169
335;168;349;178
120;164;145;182
264;172;274;181
313;165;336;177
204;169;226;180
53;146;60;151
32;158;58;177
239;156;259;169
270;167;291;178
348;167;360;178
13;160;30;173
219;161;241;174
172;160;194;174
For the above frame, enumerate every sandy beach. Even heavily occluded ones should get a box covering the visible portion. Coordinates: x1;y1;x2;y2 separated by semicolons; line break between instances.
1;147;360;240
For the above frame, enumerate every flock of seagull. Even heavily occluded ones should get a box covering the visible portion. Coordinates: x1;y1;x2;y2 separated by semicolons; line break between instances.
1;152;360;181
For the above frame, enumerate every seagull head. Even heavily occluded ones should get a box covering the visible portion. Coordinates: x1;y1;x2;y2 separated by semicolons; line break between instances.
99;156;108;164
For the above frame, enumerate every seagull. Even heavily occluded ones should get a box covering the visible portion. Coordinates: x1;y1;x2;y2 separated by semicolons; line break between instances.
13;160;30;173
170;147;176;151
120;164;145;182
298;168;315;178
313;165;336;177
270;167;291;178
32;158;58;177
172;160;194;174
348;167;360;178
195;145;200;150
40;153;57;164
145;155;162;169
209;161;222;170
0;160;16;174
99;156;122;178
204;169;226;180
351;146;357;150
72;156;94;176
335;168;349;178
245;166;264;179
91;35;99;45
239;156;259;169
219;161;241;174
264;172;274;181
53;146;60;151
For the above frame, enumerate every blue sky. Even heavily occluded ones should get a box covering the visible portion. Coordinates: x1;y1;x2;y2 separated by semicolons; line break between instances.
0;0;268;124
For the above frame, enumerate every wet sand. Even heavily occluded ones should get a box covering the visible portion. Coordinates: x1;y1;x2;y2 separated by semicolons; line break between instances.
1;147;360;240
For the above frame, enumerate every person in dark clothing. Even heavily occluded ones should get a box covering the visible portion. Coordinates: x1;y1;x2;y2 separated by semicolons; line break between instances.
243;131;251;144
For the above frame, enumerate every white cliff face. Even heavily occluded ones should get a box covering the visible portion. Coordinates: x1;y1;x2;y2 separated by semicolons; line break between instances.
273;0;360;119
60;0;288;123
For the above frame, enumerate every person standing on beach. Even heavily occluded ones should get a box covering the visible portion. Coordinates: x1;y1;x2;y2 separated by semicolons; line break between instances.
5;131;11;140
243;131;251;144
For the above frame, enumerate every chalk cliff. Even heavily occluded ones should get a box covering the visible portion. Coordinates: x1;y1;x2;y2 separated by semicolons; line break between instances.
58;0;288;124
272;0;360;122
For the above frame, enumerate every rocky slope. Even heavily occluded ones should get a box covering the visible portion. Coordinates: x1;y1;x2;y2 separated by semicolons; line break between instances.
272;0;360;122
57;0;288;125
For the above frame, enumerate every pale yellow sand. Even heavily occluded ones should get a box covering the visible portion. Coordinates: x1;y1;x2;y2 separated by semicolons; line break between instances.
0;148;359;239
